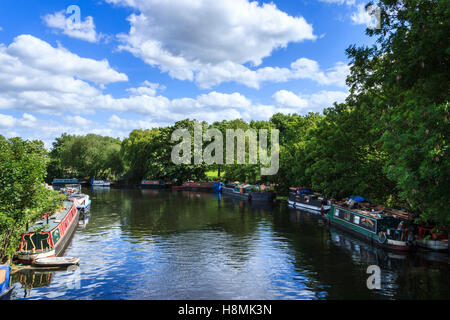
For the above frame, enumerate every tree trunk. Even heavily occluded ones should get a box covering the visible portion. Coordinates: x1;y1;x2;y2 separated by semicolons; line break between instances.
218;166;221;178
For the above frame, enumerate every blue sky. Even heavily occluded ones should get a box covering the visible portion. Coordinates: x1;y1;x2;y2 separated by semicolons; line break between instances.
0;0;376;147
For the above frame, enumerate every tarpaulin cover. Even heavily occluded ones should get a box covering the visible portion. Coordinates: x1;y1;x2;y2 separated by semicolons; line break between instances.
349;196;370;203
213;182;224;192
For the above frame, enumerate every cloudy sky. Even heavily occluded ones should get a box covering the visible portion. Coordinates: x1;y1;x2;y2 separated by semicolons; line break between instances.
0;0;376;148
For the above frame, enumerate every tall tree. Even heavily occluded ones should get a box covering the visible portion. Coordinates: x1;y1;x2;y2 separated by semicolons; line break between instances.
346;0;450;224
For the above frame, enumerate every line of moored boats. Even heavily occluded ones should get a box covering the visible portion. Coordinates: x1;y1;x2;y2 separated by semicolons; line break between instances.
141;179;448;254
1;183;90;299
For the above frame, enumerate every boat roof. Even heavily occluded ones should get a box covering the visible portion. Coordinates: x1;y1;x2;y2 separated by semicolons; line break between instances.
27;201;75;233
335;201;414;221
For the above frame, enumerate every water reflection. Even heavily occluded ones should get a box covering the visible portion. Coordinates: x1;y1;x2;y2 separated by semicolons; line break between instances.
9;189;450;300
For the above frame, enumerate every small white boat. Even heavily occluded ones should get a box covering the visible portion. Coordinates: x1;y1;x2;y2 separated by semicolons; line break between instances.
91;179;110;187
32;257;80;268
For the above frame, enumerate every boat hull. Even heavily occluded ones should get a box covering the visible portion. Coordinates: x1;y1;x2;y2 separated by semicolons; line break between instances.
0;286;14;300
33;257;79;268
328;205;411;252
222;187;275;202
288;200;330;212
140;184;169;189
182;182;215;192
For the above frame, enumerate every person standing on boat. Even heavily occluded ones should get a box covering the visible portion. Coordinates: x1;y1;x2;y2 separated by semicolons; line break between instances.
396;221;405;241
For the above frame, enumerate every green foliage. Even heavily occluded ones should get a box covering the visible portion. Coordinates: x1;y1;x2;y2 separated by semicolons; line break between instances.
121;119;209;183
345;0;450;224
47;134;123;181
0;136;63;262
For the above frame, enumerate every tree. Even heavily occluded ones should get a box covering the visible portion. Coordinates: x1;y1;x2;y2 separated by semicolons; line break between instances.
48;134;124;180
346;0;449;224
0;136;63;263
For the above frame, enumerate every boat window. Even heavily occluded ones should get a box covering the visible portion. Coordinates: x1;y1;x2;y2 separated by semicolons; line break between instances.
360;217;375;231
334;209;339;216
344;212;351;221
354;216;360;224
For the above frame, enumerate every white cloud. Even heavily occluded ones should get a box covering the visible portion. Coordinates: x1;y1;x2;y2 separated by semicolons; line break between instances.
126;81;165;96
272;89;348;113
0;35;128;114
0;112;119;147
107;0;318;88
195;58;350;89
43;10;100;43
272;90;308;108
64;115;93;127
0;113;16;128
351;4;378;28
0;113;37;129
108;114;165;130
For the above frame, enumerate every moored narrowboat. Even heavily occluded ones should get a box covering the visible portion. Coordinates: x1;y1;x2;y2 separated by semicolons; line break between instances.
90;178;111;187
288;187;331;213
52;178;79;190
17;201;79;264
140;180;170;189
60;184;91;213
221;183;276;202
328;197;415;251
182;181;215;191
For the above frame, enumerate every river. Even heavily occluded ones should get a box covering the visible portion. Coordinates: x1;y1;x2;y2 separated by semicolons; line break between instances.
9;188;450;300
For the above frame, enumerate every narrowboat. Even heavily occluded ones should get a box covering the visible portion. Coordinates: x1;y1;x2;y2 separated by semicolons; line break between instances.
60;184;91;213
0;265;14;300
415;225;448;252
288;187;331;213
60;184;81;195
52;178;79;190
222;183;276;202
182;181;215;191
90;178;111;187
328;197;415;251
140;180;170;189
17;201;79;264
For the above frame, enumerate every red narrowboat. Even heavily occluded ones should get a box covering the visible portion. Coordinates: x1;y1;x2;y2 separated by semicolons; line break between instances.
17;201;79;264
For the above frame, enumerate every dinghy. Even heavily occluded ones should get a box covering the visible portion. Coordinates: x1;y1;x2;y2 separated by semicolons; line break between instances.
32;257;79;268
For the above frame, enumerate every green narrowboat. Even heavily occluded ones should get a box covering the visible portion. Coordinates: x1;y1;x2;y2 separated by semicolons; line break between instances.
17;201;79;264
221;183;276;202
328;197;414;251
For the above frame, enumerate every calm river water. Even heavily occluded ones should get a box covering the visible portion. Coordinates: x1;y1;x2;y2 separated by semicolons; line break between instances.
10;188;450;300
